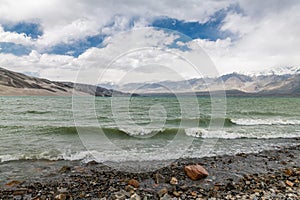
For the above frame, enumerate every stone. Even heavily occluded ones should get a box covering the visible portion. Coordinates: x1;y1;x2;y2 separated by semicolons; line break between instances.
54;194;67;200
190;191;197;196
184;164;209;180
5;180;22;187
285;180;294;187
57;187;68;193
13;189;28;196
160;193;172;200
59;166;71;173
112;190;129;200
285;169;294;176
173;191;180;197
87;160;98;165
128;179;139;188
157;188;168;197
130;193;141;200
125;185;135;192
73;166;86;173
170;177;178;185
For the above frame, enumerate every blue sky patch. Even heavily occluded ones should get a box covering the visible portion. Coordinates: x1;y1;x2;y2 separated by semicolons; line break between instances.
151;9;233;41
3;22;43;39
47;34;106;57
0;42;31;56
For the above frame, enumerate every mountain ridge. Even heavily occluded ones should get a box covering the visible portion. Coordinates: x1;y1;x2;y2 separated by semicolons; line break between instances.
0;67;131;96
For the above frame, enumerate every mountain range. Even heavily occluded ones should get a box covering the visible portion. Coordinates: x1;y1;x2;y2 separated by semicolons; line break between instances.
0;67;299;96
100;67;300;97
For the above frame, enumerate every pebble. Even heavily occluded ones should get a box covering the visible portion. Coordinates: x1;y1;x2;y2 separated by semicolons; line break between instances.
170;177;178;185
285;180;294;187
130;193;141;200
54;194;67;200
128;179;139;188
157;188;168;197
160;193;172;200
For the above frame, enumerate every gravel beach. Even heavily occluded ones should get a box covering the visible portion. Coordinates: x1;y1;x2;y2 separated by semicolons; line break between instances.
1;144;299;200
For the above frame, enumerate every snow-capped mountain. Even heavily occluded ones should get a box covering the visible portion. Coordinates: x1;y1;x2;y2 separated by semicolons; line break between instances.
245;66;300;76
98;67;300;96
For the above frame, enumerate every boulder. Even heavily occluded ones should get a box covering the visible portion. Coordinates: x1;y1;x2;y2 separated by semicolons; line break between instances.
184;164;209;180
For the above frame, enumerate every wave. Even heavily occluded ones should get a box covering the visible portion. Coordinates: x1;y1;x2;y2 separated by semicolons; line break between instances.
0;150;94;163
34;125;300;140
231;111;294;117
185;128;300;139
1;138;299;164
232;118;300;126
166;117;236;127
1;118;299;141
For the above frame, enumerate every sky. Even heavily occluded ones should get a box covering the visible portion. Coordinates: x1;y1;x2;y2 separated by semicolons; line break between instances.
0;0;299;84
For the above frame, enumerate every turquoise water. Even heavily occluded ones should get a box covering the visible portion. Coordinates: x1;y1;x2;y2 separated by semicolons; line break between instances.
0;96;299;180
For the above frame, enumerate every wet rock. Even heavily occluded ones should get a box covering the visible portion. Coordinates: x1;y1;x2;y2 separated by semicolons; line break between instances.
5;180;23;187
13;189;28;196
59;166;71;173
184;164;209;180
128;179;139;188
73;166;86;173
170;177;178;185
87;160;98;165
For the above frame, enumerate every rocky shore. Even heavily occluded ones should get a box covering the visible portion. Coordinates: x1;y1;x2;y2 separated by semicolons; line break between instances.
1;145;299;200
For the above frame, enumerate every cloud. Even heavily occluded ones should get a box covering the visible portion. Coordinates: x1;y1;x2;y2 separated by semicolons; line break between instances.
0;26;34;46
0;0;300;83
0;50;78;81
0;0;233;49
207;1;300;73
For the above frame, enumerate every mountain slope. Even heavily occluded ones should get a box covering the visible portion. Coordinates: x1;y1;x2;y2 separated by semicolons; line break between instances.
0;67;124;96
